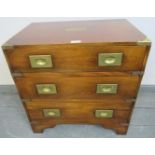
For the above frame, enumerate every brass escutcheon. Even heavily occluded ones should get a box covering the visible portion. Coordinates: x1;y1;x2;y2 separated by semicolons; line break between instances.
43;109;61;117
98;53;123;66
36;84;57;94
29;55;53;68
96;84;118;94
95;110;113;118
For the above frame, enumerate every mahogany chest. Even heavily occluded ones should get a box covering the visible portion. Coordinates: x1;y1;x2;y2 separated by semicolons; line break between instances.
2;19;151;134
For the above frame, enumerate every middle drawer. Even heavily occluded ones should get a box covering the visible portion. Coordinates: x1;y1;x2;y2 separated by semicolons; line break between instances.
14;72;140;100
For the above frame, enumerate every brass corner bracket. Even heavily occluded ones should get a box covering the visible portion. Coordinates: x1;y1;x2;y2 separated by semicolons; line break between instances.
2;44;14;50
137;38;151;46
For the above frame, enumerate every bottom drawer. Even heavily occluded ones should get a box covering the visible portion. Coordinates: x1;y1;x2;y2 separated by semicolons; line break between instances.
24;100;133;134
24;99;133;121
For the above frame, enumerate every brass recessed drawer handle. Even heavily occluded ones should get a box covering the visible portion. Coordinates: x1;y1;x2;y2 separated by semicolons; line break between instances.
35;58;47;66
104;57;116;64
95;110;113;118
101;87;112;93
96;84;118;94
98;53;123;66
43;109;61;117
29;55;53;68
36;84;57;94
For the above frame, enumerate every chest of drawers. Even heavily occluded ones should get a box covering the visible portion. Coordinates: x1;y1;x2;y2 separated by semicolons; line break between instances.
2;19;151;134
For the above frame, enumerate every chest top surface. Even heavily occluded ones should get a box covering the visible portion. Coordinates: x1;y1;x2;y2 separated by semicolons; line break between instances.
4;19;146;46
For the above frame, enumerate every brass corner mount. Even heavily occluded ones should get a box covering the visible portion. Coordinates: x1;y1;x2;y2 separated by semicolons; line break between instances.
137;38;151;46
2;44;14;50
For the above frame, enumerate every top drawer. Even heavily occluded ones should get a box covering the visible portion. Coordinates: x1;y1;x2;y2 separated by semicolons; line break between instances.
4;44;147;72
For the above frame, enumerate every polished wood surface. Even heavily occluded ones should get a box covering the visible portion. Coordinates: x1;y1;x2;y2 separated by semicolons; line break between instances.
28;109;131;125
14;72;141;100
4;19;146;46
5;44;147;72
25;99;133;110
28;106;130;122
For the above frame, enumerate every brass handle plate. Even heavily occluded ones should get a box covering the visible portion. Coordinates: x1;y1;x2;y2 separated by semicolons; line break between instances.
95;110;113;118
29;55;53;68
36;84;57;94
98;53;123;66
96;84;118;94
43;109;61;117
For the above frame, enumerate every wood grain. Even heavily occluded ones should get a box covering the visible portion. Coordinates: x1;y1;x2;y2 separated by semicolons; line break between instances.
25;99;133;110
27;107;132;121
5;44;147;72
14;72;141;100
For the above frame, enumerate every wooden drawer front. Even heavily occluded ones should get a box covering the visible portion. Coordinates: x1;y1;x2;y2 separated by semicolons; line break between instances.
25;100;133;110
25;100;132;121
28;109;131;122
14;72;140;100
6;45;147;72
